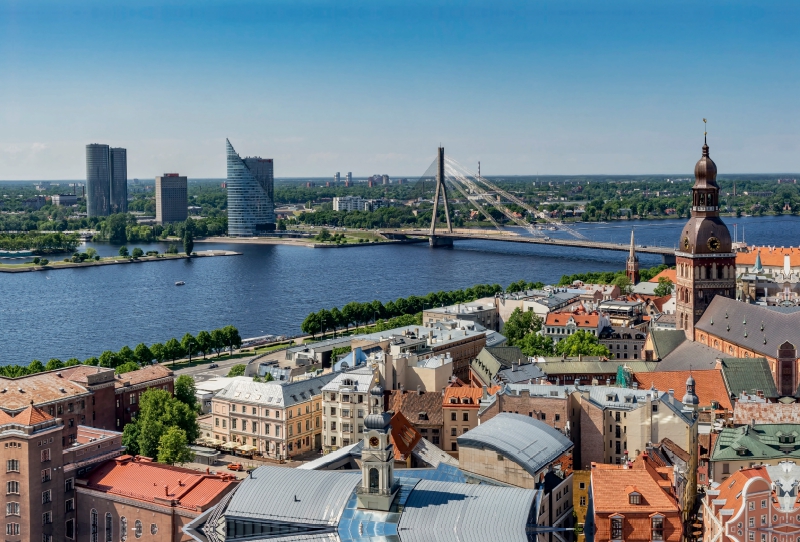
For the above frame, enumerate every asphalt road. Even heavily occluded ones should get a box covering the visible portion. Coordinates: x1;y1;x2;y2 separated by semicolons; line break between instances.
173;354;260;383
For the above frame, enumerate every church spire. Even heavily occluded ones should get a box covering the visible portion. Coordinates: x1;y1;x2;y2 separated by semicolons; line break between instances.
626;229;640;284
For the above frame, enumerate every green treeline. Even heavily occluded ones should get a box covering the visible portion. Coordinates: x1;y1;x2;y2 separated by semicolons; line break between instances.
300;284;503;337
96;215;226;244
557;264;668;287
0;232;80;253
0;325;242;378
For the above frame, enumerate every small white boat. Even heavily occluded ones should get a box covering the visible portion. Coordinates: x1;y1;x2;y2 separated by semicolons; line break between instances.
175;281;185;286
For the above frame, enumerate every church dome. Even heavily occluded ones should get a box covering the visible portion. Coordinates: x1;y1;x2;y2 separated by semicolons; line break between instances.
364;411;392;430
680;217;732;255
694;143;718;189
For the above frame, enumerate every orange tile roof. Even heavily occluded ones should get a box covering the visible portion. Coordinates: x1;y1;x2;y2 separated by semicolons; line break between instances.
591;464;680;514
545;312;600;328
649;269;677;283
390;411;422;460
711;467;765;514
0;372;92;410
85;456;237;511
737;246;800;267
632;369;733;411
0;405;55;426
442;384;499;408
114;365;173;388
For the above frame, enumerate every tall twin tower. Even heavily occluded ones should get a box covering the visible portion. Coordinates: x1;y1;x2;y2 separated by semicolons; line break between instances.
85;144;127;217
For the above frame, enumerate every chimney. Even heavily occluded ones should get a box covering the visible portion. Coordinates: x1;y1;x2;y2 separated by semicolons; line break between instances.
482;385;488;400
606;378;611;386
417;385;422;395
668;389;674;399
512;362;517;372
632;382;638;390
750;419;756;429
164;485;168;496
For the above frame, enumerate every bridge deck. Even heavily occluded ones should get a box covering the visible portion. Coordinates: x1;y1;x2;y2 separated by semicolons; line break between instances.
379;229;676;256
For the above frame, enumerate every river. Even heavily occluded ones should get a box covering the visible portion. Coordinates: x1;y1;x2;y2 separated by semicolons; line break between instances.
0;215;796;365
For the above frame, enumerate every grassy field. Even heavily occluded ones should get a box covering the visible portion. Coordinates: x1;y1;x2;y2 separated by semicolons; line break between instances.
0;254;187;271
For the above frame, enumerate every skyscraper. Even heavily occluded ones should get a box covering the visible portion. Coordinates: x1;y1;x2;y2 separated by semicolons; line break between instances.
226;139;275;236
155;173;188;224
85;144;127;217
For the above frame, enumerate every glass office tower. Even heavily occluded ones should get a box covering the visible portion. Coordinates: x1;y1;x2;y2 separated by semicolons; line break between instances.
85;144;127;217
226;139;275;236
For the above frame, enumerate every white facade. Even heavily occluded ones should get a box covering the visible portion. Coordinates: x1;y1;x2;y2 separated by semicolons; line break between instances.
322;367;375;453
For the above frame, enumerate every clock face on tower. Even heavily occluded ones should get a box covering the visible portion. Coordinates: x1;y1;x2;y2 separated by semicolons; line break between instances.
369;437;379;447
707;237;721;251
683;237;690;251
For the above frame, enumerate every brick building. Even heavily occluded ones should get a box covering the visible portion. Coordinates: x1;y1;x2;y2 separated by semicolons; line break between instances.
112;365;175;429
77;455;237;542
477;383;579;440
386;388;443;447
442;383;499;457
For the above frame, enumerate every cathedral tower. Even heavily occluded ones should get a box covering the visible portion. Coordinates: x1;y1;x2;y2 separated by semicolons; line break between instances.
626;229;640;284
356;381;399;511
675;134;736;339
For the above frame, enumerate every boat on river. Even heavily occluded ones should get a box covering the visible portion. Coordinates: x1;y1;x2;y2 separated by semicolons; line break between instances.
175;281;185;286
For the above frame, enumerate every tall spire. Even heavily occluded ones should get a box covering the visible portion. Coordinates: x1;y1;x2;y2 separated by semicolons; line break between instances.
753;250;763;274
628;229;637;261
626;229;640;284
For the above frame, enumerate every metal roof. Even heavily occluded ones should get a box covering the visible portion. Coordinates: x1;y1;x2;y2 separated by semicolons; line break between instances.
496;362;546;384
655;340;722;371
649;329;686;360
321;367;375;393
457;413;572;478
719;357;779;399
225;466;360;526
397;479;536;542
215;373;337;408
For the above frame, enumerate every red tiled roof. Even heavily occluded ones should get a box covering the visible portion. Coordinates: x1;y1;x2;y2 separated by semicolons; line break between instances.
591;463;680;514
545;312;600;327
442;385;499;408
737;247;800;267
711;467;765;515
85;456;237;511
114;365;173;388
649;269;677;283
390;411;422;460
0;372;92;410
0;405;55;426
632;369;733;411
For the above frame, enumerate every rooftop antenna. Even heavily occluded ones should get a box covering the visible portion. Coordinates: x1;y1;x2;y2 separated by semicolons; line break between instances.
478;161;480;178
703;118;708;144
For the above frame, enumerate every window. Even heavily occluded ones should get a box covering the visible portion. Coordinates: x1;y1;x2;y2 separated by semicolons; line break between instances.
555;414;561;422
215;418;219;427
231;404;236;412
6;523;19;536
749;533;754;541
611;517;623;540
41;448;51;462
462;412;469;422
106;512;113;542
264;424;270;435
652;516;663;540
451;442;457;451
252;407;256;415
43;511;52;525
241;420;247;431
761;499;767;508
761;515;766;525
6;459;19;472
232;419;237;430
42;489;52;504
749;502;755;510
6;502;20;516
451;412;457;421
42;468;51;483
65;478;74;492
6;481;19;495
222;419;226;428
451;427;457;436
91;509;98;542
120;517;127;542
579;482;586;490
629;492;640;505
65;499;74;512
651;404;658;413
134;519;143;538
151;523;158;535
749;517;755;527
66;519;75;539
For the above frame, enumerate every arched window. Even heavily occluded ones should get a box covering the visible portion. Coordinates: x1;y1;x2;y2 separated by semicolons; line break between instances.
369;468;379;490
120;517;128;541
150;524;158;535
105;513;112;542
90;509;98;542
134;520;143;539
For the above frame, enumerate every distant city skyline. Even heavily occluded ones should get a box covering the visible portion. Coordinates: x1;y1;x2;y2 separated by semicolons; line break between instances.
2;1;799;180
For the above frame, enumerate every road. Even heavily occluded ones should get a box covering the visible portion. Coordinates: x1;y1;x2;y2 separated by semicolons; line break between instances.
173;354;259;383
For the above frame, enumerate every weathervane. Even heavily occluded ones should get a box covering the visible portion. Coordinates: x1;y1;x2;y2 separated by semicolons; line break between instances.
703;118;707;144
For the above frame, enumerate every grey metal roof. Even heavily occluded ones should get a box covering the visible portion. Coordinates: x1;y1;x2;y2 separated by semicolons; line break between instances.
536;359;658;376
655;340;722;371
321;367;374;393
719;357;780;399
695;296;800;359
498;383;571;399
396;479;536;542
225;466;360;526
579;384;660;410
457;413;573;477
649;329;686;360
214;374;338;408
497;362;546;384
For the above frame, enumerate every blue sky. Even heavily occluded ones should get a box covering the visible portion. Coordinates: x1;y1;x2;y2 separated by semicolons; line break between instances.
1;0;798;179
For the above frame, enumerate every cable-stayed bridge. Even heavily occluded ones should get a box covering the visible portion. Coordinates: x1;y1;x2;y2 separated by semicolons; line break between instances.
382;147;677;265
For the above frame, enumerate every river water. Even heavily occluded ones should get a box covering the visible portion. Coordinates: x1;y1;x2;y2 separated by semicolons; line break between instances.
1;215;797;365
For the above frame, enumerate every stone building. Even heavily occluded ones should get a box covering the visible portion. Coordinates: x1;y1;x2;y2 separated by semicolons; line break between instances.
321;367;375;453
422;301;499;331
477;383;579;440
708;423;800;483
387;388;443;447
442;383;499;457
112;365;175;429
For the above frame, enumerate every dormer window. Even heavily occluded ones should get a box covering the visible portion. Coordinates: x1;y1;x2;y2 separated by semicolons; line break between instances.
629;492;641;505
735;447;748;456
778;435;795;444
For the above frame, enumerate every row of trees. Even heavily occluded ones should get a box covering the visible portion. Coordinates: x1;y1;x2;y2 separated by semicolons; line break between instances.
557;264;668;288
0;326;242;377
300;284;503;337
0;232;80;253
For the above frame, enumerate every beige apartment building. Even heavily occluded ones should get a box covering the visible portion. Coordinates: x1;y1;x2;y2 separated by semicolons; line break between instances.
211;374;335;459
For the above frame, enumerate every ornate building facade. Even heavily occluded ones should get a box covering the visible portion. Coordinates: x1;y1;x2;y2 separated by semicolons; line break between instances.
675;139;736;338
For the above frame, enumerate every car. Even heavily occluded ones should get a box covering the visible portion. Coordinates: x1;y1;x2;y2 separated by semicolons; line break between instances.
209;363;218;369
227;463;243;471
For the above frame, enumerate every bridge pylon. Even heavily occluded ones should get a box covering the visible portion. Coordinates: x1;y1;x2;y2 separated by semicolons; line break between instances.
429;146;453;247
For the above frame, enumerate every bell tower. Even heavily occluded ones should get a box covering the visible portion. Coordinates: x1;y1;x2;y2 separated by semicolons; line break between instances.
675;125;736;339
626;229;640;284
356;381;399;511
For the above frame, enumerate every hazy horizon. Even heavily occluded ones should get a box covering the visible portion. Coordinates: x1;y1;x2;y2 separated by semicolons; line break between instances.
2;1;799;179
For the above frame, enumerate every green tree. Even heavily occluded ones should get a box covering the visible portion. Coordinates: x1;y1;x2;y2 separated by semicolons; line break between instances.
115;361;141;374
502;308;543;345
210;328;225;357
164;337;184;364
174;375;198;411
315;228;331;242
554;330;610;357
181;333;198;362
612;274;633;295
44;358;64;371
64;358;81;367
131;247;144;258
27;359;45;374
134;388;198;458
150;343;166;364
121;422;140;455
83;356;99;366
195;331;212;358
118;345;136;362
157;426;194;465
300;312;322;338
227;364;246;377
517;333;556;357
654;277;674;297
341;302;359;331
134;343;154;365
183;230;194;255
98;350;119;368
118;245;129;257
222;325;242;353
85;247;98;259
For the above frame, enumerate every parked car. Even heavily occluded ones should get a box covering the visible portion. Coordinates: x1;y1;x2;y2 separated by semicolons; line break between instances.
227;463;243;471
209;363;218;369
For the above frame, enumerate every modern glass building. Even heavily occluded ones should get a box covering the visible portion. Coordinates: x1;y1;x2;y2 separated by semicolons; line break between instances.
85;144;127;217
226;139;275;236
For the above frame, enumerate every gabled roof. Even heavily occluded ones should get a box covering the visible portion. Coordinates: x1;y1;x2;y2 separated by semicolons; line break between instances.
737;246;800;267
648;329;686;360
388;389;443;426
114;365;173;388
718;357;779;399
443;384;498;408
545;312;600;328
216;373;337;408
711;424;800;462
655;340;722;371
390;411;422;460
591;464;680;514
649;268;677;284
632;369;733;411
0;405;54;426
457;413;572;478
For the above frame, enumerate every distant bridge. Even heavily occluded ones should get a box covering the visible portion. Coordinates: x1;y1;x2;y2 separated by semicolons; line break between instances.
380;229;677;265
